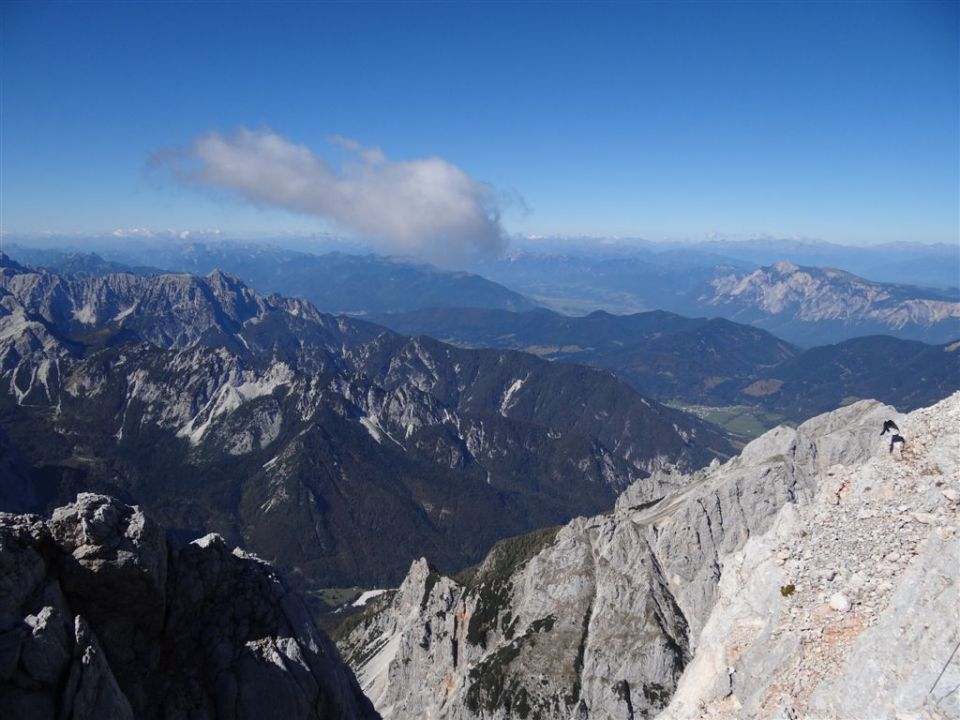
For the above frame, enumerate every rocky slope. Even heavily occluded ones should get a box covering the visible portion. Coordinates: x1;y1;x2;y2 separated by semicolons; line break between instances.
703;262;960;345
0;493;377;719
337;393;959;719
0;258;731;586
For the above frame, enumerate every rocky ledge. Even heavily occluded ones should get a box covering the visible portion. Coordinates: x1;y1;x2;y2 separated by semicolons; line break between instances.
338;393;959;719
0;493;379;720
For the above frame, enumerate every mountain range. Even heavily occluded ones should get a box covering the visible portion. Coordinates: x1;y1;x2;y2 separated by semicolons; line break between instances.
374;306;960;433
701;261;960;345
8;242;959;345
478;252;960;345
505;236;960;291
5;243;536;315
0;254;730;589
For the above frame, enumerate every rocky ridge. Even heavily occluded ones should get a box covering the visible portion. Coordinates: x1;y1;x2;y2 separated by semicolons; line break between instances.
0;493;377;719
0;259;731;586
703;262;960;345
337;393;959;719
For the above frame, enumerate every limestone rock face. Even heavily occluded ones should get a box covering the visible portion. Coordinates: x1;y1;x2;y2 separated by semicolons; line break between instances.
661;392;959;720
339;394;959;720
0;493;378;720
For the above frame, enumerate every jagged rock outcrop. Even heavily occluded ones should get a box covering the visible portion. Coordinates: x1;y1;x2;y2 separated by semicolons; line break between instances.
338;394;959;719
0;493;378;720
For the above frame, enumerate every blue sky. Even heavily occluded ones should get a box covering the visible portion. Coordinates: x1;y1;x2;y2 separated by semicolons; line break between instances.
2;1;958;248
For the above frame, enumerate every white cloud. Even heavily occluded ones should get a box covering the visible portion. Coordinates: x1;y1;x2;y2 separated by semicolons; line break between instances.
111;228;222;240
154;128;508;264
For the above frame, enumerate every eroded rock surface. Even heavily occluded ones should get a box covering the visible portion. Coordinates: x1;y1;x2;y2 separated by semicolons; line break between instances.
339;394;959;720
0;493;378;720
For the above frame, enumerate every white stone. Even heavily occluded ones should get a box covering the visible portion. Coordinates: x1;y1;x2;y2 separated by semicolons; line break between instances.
829;593;851;612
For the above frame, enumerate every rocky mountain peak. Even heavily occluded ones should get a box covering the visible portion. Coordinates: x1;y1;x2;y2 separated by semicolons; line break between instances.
0;264;731;587
770;260;800;274
337;392;959;719
703;262;960;344
0;493;378;719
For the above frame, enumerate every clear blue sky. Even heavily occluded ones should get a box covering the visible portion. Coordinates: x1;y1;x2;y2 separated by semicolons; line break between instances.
2;1;958;246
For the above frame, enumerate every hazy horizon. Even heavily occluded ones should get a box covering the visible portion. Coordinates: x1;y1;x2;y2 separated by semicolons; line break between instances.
3;1;958;261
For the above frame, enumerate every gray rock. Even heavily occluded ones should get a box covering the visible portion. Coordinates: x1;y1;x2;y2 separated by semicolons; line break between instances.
809;532;960;719
339;392;960;720
828;593;850;612
338;393;905;719
0;494;378;720
61;616;135;720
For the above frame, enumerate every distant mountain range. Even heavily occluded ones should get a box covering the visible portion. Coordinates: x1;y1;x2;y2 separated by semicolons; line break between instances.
8;242;958;344
701;261;960;345
0;255;730;588
477;252;960;345
506;236;960;290
6;243;536;315
375;306;960;433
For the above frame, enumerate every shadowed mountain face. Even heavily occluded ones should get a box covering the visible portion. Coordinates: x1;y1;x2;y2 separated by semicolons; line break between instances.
374;307;960;429
755;334;960;420
0;257;732;587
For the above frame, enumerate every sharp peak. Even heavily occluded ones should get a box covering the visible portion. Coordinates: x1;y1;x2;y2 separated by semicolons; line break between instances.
204;268;244;282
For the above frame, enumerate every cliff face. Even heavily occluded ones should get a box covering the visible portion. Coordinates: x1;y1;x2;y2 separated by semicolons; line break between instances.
0;494;378;720
339;393;959;720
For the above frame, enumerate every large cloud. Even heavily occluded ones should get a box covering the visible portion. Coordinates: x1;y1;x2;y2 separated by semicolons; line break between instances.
154;128;508;263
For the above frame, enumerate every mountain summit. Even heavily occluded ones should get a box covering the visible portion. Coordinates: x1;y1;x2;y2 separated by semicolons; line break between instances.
703;262;960;345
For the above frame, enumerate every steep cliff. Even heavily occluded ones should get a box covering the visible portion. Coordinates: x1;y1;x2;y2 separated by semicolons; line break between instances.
339;393;959;719
0;494;378;720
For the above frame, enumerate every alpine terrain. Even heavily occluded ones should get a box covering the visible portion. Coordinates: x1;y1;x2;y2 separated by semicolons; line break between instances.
337;392;960;719
0;256;731;588
0;493;377;719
